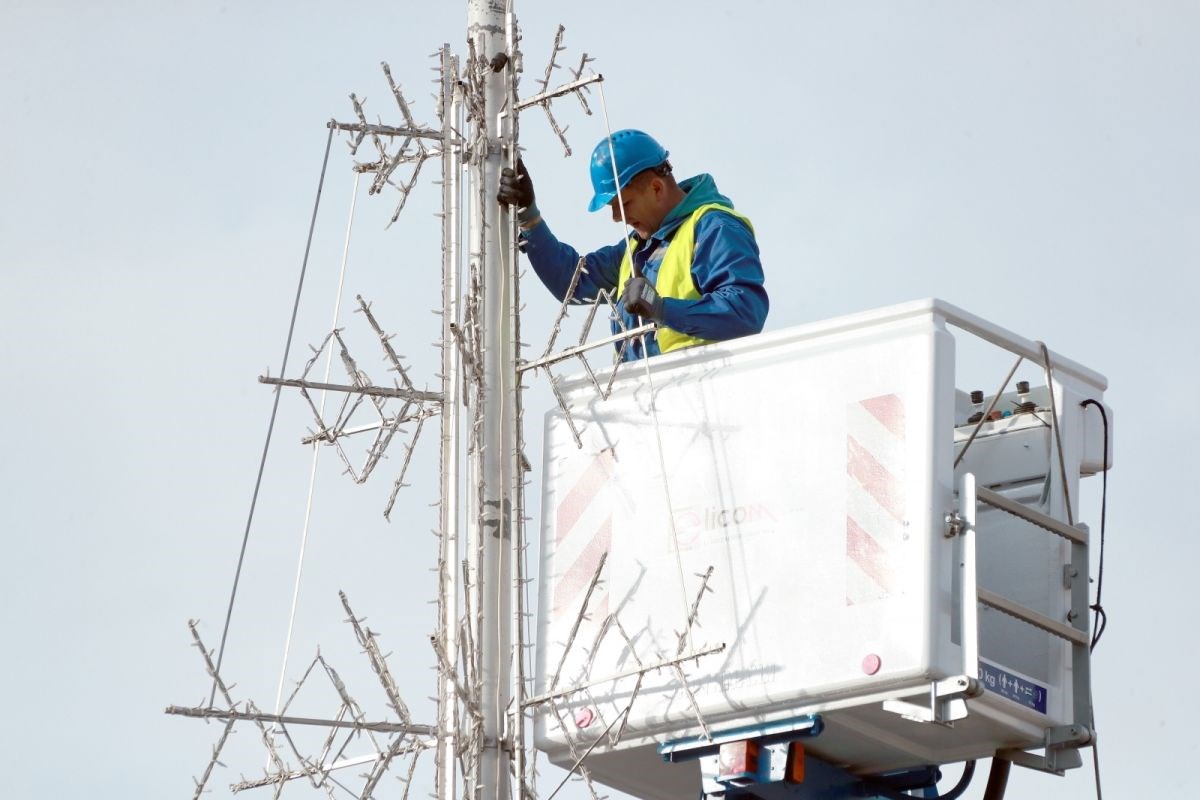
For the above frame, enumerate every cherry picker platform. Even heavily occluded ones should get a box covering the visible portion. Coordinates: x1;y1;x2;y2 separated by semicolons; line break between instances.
534;299;1111;799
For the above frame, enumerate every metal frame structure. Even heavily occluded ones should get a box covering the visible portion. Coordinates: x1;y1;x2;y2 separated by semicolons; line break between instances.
166;4;641;799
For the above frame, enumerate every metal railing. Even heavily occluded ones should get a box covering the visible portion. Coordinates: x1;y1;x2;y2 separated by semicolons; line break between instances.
959;472;1094;775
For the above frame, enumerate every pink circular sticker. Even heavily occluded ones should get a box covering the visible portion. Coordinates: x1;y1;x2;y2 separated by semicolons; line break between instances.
862;654;882;675
574;707;595;729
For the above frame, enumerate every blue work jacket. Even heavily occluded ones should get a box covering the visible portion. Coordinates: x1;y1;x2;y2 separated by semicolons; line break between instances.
521;174;768;361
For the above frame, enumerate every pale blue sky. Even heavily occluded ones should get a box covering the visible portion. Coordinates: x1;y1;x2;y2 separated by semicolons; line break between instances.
2;1;1197;797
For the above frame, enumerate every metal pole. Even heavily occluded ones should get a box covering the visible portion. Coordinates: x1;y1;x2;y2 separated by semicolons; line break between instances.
436;44;463;800
468;2;515;799
465;126;486;800
959;471;980;680
501;5;530;798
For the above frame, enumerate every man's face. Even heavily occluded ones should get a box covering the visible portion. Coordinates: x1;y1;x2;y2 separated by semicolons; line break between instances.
609;172;665;239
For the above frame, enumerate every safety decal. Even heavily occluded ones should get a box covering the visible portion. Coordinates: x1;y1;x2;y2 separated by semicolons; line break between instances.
551;448;615;624
846;394;907;605
979;661;1048;714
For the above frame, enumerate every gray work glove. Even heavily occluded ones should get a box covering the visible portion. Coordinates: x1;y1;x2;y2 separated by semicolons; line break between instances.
622;276;664;323
497;158;539;225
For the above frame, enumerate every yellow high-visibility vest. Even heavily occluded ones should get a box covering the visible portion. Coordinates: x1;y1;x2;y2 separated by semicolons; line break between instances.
618;203;755;354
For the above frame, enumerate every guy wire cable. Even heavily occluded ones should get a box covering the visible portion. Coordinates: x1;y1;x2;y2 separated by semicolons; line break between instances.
1037;341;1074;525
272;171;362;721
209;125;334;707
596;79;695;655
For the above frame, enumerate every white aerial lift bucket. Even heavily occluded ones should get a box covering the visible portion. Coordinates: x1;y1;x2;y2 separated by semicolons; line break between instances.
533;299;1111;800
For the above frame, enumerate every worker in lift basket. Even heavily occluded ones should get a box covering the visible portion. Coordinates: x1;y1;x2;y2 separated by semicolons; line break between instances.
497;129;768;361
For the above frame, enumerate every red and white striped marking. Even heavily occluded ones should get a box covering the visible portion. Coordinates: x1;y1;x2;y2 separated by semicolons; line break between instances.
551;449;615;625
846;394;907;605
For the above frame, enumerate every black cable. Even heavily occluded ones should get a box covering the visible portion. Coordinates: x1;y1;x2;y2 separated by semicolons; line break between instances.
1092;736;1104;800
207;125;336;706
981;757;1011;800
932;760;976;800
1080;400;1109;800
1080;399;1109;653
863;760;976;800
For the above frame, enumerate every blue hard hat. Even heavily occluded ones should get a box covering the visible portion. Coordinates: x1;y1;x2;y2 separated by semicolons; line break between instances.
587;130;670;212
